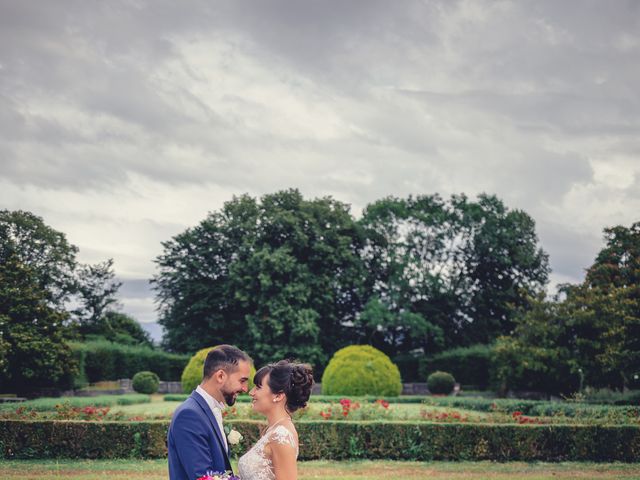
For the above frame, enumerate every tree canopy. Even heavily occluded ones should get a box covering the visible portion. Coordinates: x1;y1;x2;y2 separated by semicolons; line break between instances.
154;190;368;369
359;194;550;351
0;210;143;393
493;222;640;393
154;190;551;374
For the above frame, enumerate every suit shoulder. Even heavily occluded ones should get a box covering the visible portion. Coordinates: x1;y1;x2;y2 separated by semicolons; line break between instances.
172;397;204;421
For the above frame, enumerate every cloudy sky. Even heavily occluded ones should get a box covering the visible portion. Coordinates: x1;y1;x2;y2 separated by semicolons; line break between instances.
2;0;639;341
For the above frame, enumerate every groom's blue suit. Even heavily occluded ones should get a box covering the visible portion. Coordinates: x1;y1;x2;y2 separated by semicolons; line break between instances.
168;391;232;480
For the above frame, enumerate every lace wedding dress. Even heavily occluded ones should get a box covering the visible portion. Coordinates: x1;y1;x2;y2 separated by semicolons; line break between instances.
237;421;298;480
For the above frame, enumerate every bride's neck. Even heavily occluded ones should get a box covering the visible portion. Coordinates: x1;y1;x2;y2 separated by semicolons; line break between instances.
266;406;290;427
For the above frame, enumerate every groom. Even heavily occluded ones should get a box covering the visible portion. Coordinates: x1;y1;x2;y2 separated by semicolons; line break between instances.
168;345;253;480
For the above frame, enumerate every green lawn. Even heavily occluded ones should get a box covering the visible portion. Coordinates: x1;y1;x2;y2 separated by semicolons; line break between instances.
1;459;640;480
109;396;490;422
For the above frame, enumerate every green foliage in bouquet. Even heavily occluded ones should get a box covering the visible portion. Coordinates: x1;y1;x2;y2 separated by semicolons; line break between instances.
132;371;160;394
427;371;456;395
321;345;402;396
181;346;255;394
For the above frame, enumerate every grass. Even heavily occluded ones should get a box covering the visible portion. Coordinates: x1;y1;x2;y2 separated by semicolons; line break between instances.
110;399;491;422
1;459;640;480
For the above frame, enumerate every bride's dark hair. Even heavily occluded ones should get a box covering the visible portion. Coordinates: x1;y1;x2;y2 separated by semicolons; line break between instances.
254;360;314;413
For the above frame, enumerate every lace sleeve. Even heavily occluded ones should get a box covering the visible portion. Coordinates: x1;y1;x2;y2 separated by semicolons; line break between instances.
269;425;297;450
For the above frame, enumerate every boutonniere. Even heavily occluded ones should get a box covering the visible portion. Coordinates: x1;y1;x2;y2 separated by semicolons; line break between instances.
224;425;244;445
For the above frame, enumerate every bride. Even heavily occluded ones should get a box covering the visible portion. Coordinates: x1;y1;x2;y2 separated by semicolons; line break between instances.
238;360;314;480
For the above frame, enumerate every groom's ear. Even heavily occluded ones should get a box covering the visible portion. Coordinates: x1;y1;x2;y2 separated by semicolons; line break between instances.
213;368;227;383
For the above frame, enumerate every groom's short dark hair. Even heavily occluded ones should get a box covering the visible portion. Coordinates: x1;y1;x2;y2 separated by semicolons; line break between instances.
203;345;252;379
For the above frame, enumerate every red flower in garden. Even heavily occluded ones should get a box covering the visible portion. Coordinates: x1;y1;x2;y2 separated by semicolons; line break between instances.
339;398;354;417
320;406;333;420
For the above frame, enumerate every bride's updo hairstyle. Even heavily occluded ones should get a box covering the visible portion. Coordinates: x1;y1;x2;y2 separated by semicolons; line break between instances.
254;360;314;413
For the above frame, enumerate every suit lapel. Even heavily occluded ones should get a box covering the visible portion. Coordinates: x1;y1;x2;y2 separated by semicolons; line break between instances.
191;391;232;470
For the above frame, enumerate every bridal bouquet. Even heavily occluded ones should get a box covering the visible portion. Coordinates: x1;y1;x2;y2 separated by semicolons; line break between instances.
196;472;240;480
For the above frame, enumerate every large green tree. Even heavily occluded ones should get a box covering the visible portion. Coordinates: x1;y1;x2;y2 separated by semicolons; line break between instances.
0;210;125;337
493;222;640;394
72;259;122;333
0;210;145;393
153;190;367;369
0;253;77;395
561;221;640;389
82;311;153;347
359;194;550;352
491;294;578;395
0;210;78;308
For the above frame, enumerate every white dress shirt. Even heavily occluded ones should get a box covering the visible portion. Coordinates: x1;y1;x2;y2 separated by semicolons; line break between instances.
196;385;228;451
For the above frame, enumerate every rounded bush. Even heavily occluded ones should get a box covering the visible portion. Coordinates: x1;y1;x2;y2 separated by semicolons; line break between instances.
427;371;456;395
181;346;255;394
321;345;402;396
132;371;160;394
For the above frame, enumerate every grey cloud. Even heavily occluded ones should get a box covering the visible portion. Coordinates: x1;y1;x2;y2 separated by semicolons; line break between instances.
537;219;602;282
118;278;153;299
400;89;640;137
2;0;640;326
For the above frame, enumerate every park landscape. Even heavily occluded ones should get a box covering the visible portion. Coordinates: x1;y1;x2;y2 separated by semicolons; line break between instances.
1;3;640;478
1;195;640;478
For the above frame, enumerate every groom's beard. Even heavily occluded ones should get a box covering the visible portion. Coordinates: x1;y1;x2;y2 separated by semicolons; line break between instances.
221;387;238;406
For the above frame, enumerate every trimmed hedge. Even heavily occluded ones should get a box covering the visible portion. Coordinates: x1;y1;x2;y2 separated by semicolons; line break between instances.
419;344;492;389
1;420;640;462
0;394;150;412
70;341;189;383
163;394;434;403
423;396;640;418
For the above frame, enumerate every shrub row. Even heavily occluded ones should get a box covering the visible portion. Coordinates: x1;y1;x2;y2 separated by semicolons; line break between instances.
163;394;433;404
70;341;190;384
0;394;151;412
581;389;640;406
1;420;639;462
424;396;640;418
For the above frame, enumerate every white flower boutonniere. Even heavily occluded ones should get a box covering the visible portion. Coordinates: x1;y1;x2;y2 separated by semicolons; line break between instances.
227;428;243;445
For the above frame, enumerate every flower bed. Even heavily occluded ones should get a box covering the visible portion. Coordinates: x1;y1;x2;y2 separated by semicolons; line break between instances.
4;396;639;426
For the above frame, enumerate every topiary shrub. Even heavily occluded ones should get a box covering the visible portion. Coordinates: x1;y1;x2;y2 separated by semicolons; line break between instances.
181;346;255;394
321;345;402;396
427;371;456;395
132;371;160;394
